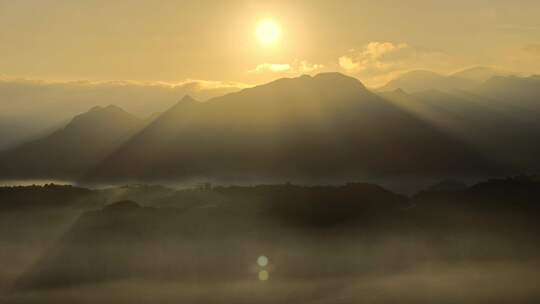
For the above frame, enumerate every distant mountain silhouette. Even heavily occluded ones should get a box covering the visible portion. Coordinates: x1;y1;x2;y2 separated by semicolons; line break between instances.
84;73;492;182
474;75;540;112
3;72;537;183
0;78;246;149
414;175;540;218
380;87;540;169
451;66;508;82
423;179;468;193
0;105;143;179
378;70;478;93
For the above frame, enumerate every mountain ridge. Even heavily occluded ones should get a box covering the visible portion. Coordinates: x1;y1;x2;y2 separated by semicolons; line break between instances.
84;72;493;183
378;70;478;93
0;105;143;179
4;72;538;183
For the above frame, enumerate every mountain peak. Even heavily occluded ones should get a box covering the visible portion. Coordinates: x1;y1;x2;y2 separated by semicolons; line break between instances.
0;103;143;179
270;72;367;93
180;94;197;103
104;104;123;111
311;72;369;97
205;72;369;106
88;105;103;112
452;66;507;82
379;69;476;93
171;95;198;108
87;104;126;115
166;95;199;114
82;104;132;117
66;105;140;133
314;71;360;80
392;88;408;96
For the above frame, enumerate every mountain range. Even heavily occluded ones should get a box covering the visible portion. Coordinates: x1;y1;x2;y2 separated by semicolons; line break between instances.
377;66;513;93
0;79;246;149
1;71;539;183
84;73;493;182
0;105;143;178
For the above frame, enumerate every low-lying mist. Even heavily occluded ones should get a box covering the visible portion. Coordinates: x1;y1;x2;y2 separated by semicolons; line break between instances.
1;177;540;303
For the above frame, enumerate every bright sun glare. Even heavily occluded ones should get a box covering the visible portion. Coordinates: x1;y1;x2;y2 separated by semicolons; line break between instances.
256;19;281;46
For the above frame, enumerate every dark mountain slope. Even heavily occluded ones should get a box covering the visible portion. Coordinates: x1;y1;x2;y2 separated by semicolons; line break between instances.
474;75;540;113
86;73;492;182
380;88;540;169
378;70;478;93
0;105;142;179
451;66;507;82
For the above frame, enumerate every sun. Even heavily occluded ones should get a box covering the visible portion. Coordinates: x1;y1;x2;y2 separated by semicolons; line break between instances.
255;19;282;46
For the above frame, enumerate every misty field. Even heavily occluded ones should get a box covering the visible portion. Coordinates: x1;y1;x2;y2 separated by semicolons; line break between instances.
1;179;540;303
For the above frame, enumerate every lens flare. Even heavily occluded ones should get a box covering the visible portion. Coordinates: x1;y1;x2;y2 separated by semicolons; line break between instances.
257;255;269;267
258;270;269;281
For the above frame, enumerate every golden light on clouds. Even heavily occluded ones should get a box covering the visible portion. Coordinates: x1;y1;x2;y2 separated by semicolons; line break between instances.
1;1;539;86
255;19;282;46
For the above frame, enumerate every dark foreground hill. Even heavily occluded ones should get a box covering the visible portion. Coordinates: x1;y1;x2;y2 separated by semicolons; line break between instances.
13;183;408;289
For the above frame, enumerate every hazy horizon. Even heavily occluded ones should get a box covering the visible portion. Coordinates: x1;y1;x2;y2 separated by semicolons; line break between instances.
1;0;540;88
2;0;540;150
2;1;540;302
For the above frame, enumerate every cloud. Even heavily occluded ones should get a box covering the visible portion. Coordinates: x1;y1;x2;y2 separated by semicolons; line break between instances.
338;56;360;71
173;79;252;91
339;42;412;73
298;61;324;73
249;60;324;75
250;63;291;73
338;41;460;87
0;76;252;91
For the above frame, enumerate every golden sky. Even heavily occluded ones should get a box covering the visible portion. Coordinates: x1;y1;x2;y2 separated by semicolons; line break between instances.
1;0;540;87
